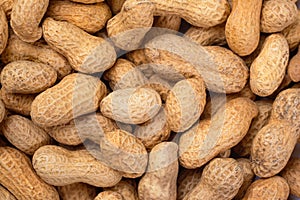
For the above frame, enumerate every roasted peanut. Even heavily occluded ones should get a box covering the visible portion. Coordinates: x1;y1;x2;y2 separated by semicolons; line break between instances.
58;183;97;200
282;10;300;50
153;15;181;32
281;158;300;198
288;45;300;82
143;74;173;101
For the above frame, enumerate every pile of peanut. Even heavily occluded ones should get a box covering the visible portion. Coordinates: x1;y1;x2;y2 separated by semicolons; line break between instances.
0;0;299;199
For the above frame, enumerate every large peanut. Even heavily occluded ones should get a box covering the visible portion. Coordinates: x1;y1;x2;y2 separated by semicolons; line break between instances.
1;60;57;94
183;158;243;200
10;0;48;42
0;147;59;200
179;98;258;169
282;10;300;50
58;183;97;200
31;73;107;127
100;87;161;124
281;158;300;197
43;17;116;74
225;0;262;56
138;142;178;200
32;145;122;187
250;34;289;97
288;45;300;82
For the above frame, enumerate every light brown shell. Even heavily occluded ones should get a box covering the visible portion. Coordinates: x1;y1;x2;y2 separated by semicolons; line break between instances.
0;185;16;200
143;74;173;101
1;33;72;79
69;0;104;3
100;87;161;124
47;1;111;33
1;115;51;155
179;97;258;169
47;113;117;146
153;15;181;31
106;0;126;14
177;168;202;200
126;49;154;78
105;179;139;200
0;7;8;54
1;88;35;116
104;59;148;90
185;23;226;46
281;158;300;197
138;142;178;200
282;10;300;50
0;0;14;17
134;108;170;149
0;99;6;123
10;0;48;42
98;129;148;178
31;73;107;127
165;78;206;132
1;60;57;94
43;17;116;74
261;0;298;33
288;45;300;82
251;120;298;178
183;158;244;200
225;0;263;56
0;147;60;200
233;100;273;157
32;145;122;187
58;183;97;200
242;176;289;200
250;33;289;97
94;191;123;200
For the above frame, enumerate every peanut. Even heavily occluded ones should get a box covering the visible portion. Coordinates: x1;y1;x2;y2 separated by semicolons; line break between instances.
100;87;161;124
0;0;14;17
10;0;48;43
143;74;173;101
105;179;138;200
43;17;116;74
179;98;258;169
288;45;300;82
46;1;112;33
107;0;126;14
138;142;178;200
242;176;289;200
251;120;298;178
183;158;243;200
1;115;51;155
126;49;154;78
1;60;57;94
153;15;181;32
281;158;300;197
0;98;6;123
0;147;59;200
250;34;289;97
58;183;97;200
32;145;122;187
70;0;104;4
0;7;8;55
0;185;16;200
94;191;123;200
177;168;202;200
31;73;107;127
282;10;300;50
98;129;148;178
225;0;263;56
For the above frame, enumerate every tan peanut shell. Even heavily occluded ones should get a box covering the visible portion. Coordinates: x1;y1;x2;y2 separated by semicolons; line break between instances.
0;185;16;200
1;60;57;94
233;100;273;157
104;59;148;90
0;0;14;17
10;0;48;42
138;142;178;200
32;145;122;187
70;0;104;4
0;99;6;123
143;74;173;101
281;158;300;197
177;168;202;200
126;49;154;78
43;17;116;74
1;88;35;116
134;108;170;149
58;183;97;200
31;73;107;127
98;129;148;178
242;176;289;200
105;179;138;200
270;88;300;140
107;0;126;14
261;0;298;33
179;97;258;169
250;34;289;97
107;0;155;51
1;33;72;79
151;0;230;28
225;0;262;56
1;115;51;155
47;113;117;146
234;159;255;200
242;34;267;67
94;191;123;200
288;45;300;82
183;158;243;200
165;78;206;132
100;87;161;124
0;7;8;55
0;147;59;200
47;1;111;33
251;120;298;178
153;15;181;31
282;10;300;50
185;23;226;46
